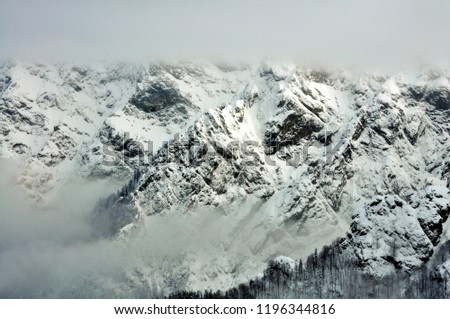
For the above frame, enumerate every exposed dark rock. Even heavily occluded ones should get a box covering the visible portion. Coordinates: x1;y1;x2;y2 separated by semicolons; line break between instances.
264;112;324;155
408;85;425;100
12;143;28;154
130;82;189;113
424;87;450;110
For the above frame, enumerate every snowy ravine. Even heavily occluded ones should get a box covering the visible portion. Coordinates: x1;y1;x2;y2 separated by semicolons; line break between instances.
2;61;450;296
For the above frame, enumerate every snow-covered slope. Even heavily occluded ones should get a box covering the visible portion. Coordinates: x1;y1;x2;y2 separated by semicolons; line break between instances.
0;61;250;202
96;64;450;291
349;187;450;277
2;61;450;294
0;61;139;201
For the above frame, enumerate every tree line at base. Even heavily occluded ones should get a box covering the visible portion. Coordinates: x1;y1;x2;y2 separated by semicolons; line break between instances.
169;238;450;299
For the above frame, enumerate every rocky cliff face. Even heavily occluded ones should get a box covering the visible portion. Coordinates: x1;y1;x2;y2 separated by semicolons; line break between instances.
118;64;450;289
0;61;250;202
349;188;450;277
2;61;450;292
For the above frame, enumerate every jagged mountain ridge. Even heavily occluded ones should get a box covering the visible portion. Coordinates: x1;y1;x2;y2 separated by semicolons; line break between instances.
98;64;450;290
0;61;250;202
2;61;450;294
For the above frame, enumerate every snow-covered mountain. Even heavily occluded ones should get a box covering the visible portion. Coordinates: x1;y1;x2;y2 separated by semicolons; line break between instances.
2;61;450;296
0;61;250;202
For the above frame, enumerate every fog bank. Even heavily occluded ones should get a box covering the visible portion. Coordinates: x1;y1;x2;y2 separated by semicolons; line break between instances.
1;0;449;69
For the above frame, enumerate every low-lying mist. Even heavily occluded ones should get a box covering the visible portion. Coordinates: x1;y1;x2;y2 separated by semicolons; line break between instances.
0;159;343;298
0;160;126;297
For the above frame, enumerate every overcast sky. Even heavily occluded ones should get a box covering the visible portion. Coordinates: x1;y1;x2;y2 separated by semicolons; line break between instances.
1;0;450;67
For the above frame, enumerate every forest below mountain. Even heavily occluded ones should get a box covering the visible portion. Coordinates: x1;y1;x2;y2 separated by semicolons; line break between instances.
169;238;450;299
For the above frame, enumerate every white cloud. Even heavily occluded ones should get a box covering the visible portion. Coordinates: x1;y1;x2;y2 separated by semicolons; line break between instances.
1;0;449;68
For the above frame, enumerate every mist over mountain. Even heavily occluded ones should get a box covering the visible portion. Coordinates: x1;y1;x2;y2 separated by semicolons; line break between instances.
2;0;450;69
2;0;450;299
1;59;450;298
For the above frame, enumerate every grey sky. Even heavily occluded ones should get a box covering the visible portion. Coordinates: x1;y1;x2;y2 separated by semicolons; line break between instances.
1;0;450;67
